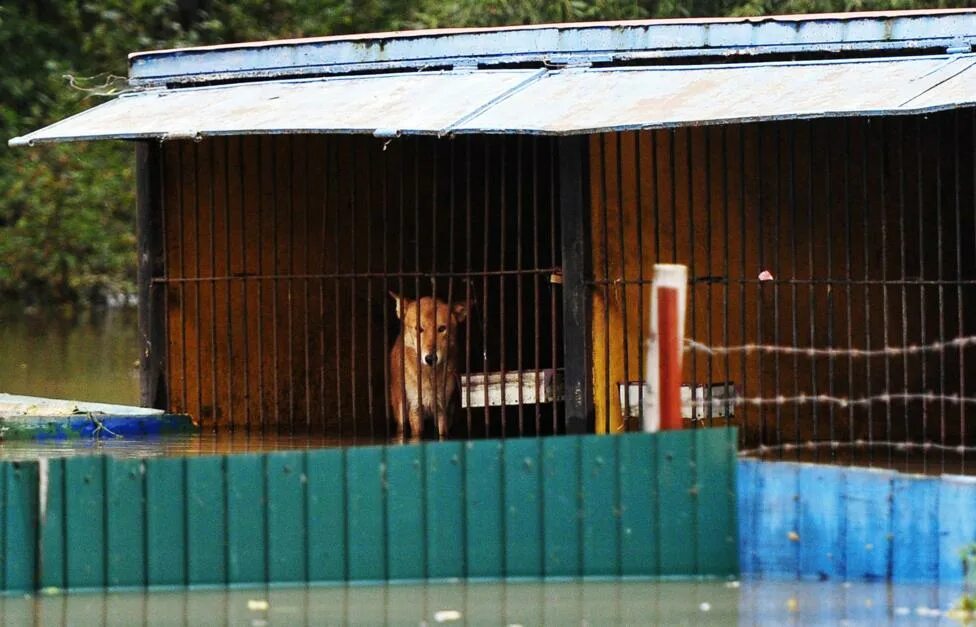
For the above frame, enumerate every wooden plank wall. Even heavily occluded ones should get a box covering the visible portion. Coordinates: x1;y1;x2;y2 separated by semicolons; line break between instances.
738;458;976;582
161;135;561;436
589;111;976;449
0;429;737;593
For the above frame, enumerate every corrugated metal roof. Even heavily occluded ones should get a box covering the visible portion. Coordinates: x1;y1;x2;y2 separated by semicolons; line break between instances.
127;10;976;86
10;71;542;145
461;55;976;134
9;54;976;146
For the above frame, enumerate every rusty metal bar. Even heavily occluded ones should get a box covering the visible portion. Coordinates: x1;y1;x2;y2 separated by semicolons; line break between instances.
843;119;855;458
364;139;375;441
468;137;474;437
916;116;928;473
898;118;909;469
617;132;631;428
482;139;491;435
239;137;252;432
861;120;873;465
549;137;560;434
223;138;235;431
789;122;800;455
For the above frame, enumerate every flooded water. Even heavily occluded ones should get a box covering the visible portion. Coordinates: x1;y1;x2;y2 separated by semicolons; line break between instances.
0;306;140;406
0;431;391;461
0;579;968;626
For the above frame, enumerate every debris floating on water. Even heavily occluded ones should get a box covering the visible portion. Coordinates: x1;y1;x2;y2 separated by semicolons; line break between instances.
434;610;462;622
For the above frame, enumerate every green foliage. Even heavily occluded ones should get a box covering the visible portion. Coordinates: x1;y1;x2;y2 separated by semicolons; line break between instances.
1;0;973;305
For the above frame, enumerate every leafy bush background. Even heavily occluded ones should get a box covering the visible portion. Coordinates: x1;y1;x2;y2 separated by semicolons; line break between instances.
0;0;966;305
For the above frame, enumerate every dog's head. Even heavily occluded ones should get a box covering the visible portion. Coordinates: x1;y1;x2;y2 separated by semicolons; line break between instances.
390;292;467;367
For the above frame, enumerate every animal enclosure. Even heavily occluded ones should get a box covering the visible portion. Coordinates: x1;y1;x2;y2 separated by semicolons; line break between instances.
588;111;976;469
154;134;563;439
149;106;976;466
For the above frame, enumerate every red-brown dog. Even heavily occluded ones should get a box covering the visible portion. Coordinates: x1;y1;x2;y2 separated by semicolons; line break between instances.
389;293;467;439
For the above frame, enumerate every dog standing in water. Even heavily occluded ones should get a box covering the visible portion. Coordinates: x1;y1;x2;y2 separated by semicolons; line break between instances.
389;293;468;439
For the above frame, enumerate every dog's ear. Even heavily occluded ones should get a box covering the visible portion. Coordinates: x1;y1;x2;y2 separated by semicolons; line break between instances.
452;300;468;323
389;291;404;319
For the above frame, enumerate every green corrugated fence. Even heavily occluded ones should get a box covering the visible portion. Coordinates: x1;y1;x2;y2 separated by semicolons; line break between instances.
0;428;738;593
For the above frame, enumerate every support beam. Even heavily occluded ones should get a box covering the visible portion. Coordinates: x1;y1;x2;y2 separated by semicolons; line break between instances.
558;135;594;434
137;142;168;410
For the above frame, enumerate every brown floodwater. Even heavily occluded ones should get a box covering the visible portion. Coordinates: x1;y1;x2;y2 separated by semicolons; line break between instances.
0;579;968;626
0;306;141;406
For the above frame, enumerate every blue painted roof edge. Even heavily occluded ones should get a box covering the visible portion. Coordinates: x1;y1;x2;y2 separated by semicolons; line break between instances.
128;10;976;86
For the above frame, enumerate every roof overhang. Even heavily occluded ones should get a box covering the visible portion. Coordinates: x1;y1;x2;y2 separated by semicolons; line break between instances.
10;53;976;146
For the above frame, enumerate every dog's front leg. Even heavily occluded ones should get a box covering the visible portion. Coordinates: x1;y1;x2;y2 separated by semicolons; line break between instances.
408;406;423;440
434;407;450;440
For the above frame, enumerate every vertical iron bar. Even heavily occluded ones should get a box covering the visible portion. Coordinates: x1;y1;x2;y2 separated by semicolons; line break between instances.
532;137;542;434
192;143;204;429
447;137;457;437
898;119;909;469
136;142;167;410
285;137;296;435
825;122;836;458
340;137;356;443
601;134;611;434
500;139;509;436
721;127;731;433
431;136;440;437
559;135;594;434
549;138;560;433
398;138;408;436
917;117;928;473
862;120;874;466
464;137;474;435
879;118;892;467
349;138;359;441
516;136;525;434
844;120;855;458
174;143;187;418
381;138;391;439
483;140;491;435
414;138;422;435
270;138;280;432
333;137;344;439
772;124;782;452
685;128;698;430
936;114;947;473
302;139;312;433
481;139;492;437
365;139;375;440
738;126;748;450
807;123;819;461
224;138;234;431
789;124;800;457
239;138;251;432
208;140;219;433
618;132;631;430
319;137;328;433
704;128;714;427
966;110;974;473
756;126;766;450
636;132;647;428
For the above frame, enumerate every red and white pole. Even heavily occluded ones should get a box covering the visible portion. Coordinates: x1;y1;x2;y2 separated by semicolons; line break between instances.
644;264;687;432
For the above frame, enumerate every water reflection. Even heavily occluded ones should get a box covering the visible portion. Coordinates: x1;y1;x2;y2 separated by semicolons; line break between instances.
0;306;140;405
5;580;738;626
0;579;965;626
0;431;393;462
